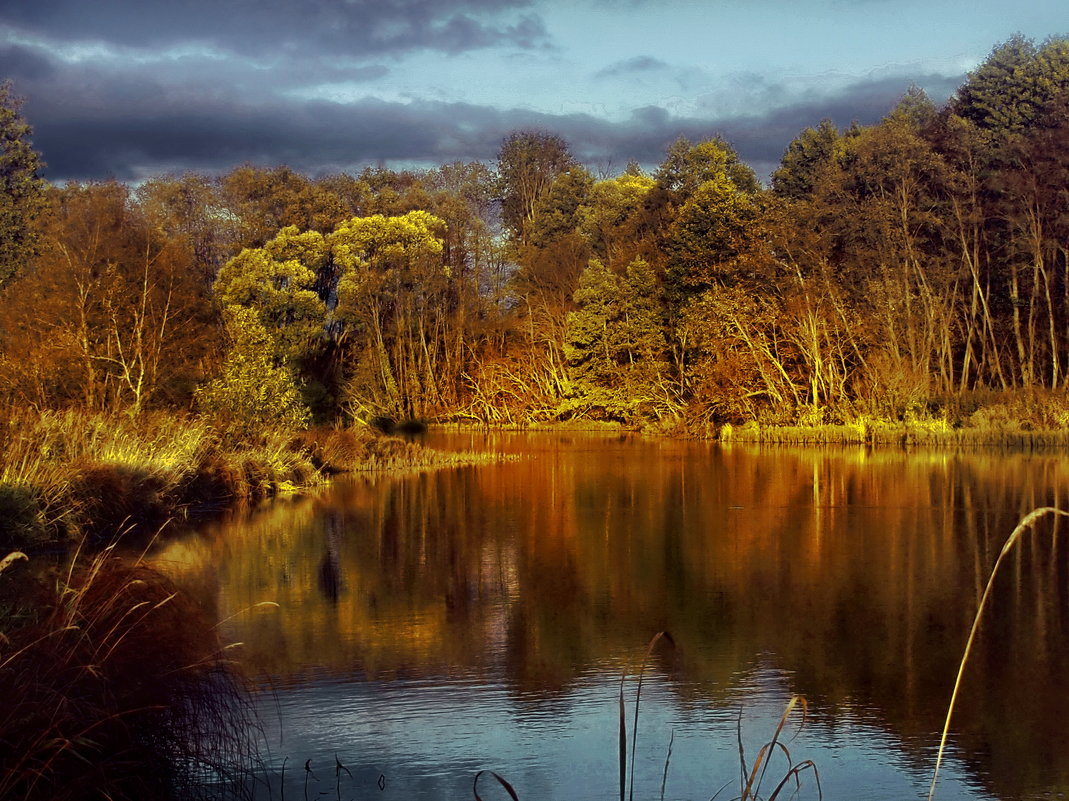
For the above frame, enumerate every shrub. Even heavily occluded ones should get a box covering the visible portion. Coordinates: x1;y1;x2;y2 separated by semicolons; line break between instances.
195;306;310;433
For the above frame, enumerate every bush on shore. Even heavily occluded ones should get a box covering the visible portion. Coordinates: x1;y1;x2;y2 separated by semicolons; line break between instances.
0;409;506;551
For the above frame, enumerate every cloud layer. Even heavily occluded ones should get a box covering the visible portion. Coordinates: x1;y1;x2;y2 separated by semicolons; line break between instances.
1;0;975;182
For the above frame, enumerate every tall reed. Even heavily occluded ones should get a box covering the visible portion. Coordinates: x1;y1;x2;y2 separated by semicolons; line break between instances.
0;539;257;801
928;506;1069;801
615;632;820;801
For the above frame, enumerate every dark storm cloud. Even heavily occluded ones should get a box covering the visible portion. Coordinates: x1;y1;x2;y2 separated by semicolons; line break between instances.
0;44;56;81
1;0;548;56
508;71;966;179
594;56;671;79
13;31;965;184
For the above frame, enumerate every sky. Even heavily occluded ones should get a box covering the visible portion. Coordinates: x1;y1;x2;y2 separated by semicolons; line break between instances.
1;0;1066;184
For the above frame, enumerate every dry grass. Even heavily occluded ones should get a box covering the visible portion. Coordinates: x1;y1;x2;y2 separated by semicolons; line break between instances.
719;417;1069;449
294;426;518;474
0;410;326;549
0;408;514;550
928;506;1069;801
0;540;257;801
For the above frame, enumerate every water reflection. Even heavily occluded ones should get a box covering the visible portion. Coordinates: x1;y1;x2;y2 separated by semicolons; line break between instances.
154;434;1069;800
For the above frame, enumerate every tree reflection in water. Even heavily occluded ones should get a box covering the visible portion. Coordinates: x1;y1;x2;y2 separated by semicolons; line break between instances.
153;434;1069;801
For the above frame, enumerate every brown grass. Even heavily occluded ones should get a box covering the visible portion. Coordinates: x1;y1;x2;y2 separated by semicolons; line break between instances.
0;541;256;801
1;409;512;550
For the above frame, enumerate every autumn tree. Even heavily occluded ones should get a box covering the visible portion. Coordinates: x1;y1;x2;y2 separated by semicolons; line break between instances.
496;130;576;247
0;182;212;412
989;96;1069;388
219;165;348;253
137;172;226;289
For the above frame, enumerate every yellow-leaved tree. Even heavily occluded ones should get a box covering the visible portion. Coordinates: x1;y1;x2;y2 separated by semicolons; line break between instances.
330;211;447;421
195;306;310;430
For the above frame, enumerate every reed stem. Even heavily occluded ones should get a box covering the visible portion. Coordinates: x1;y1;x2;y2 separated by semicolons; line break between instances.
928;506;1069;801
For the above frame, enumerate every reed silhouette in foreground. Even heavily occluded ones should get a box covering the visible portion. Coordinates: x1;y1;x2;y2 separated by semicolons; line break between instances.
475;631;821;801
928;505;1069;801
0;538;258;801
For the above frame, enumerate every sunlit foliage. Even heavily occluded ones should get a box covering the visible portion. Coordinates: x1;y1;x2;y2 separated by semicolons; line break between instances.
4;34;1069;431
195;305;310;430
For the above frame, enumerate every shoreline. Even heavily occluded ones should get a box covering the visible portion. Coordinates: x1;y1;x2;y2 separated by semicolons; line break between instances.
4;408;1069;552
0;411;507;552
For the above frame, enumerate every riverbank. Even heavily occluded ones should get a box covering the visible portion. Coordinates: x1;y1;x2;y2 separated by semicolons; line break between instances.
718;417;1069;448
0;409;503;552
438;388;1069;447
0;410;510;798
439;414;1069;450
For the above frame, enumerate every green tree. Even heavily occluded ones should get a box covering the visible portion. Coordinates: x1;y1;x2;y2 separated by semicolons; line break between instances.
330;211;448;419
563;258;675;422
0;81;46;288
655;136;760;197
771;119;841;200
213;226;328;364
952;35;1069;135
195;305;310;430
563;259;625;418
495;130;576;246
666;174;774;298
579;168;655;264
527;167;594;249
513;166;595;320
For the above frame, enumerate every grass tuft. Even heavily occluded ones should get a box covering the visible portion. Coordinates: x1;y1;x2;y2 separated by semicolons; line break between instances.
0;541;257;800
739;694;820;801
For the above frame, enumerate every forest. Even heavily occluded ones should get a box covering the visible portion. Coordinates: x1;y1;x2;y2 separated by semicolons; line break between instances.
3;35;1069;436
4;33;1069;801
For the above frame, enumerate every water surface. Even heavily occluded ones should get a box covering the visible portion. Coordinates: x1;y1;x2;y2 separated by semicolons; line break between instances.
155;433;1069;800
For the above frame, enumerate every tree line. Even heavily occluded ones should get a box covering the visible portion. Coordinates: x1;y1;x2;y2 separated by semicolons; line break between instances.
3;34;1069;431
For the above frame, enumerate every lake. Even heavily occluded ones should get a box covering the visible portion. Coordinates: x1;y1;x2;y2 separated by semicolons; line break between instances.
152;432;1069;801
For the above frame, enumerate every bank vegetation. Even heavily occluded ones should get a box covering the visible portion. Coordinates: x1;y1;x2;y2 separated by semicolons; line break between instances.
4;34;1069;795
1;37;1069;449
